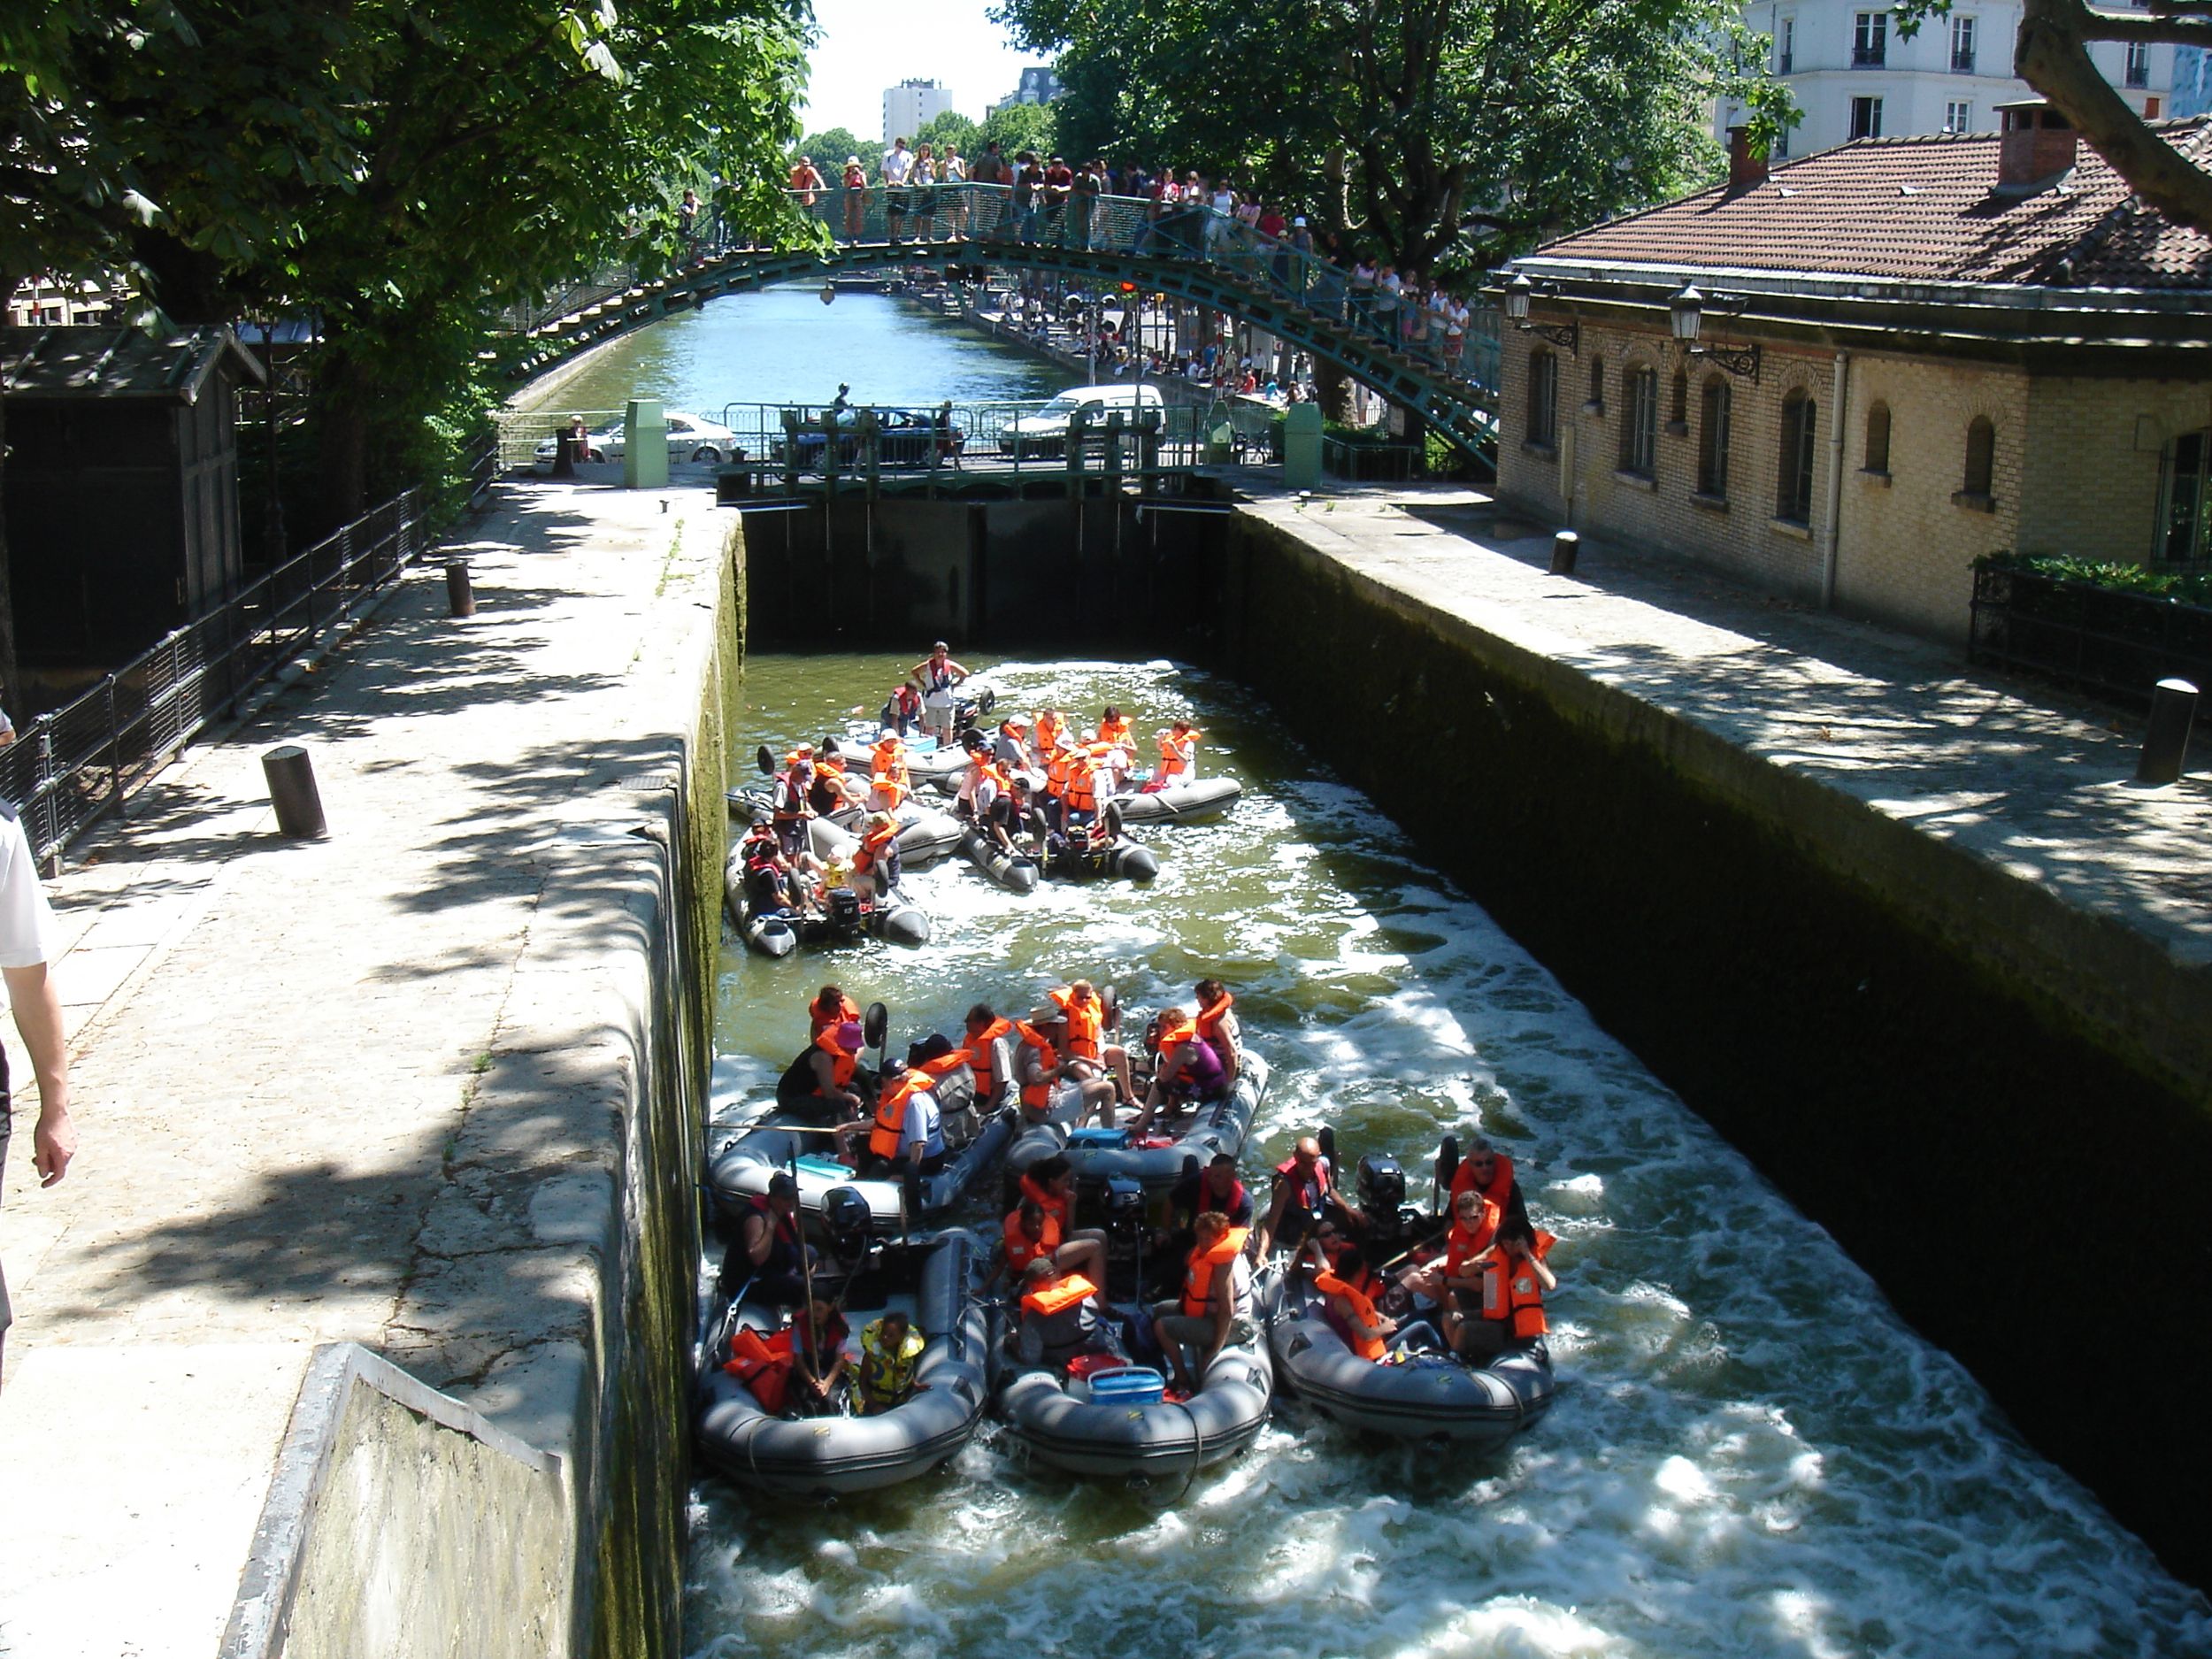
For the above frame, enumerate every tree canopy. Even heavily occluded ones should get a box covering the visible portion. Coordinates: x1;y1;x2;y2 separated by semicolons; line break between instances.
996;0;1789;273
916;111;983;157
980;97;1056;158
797;126;865;170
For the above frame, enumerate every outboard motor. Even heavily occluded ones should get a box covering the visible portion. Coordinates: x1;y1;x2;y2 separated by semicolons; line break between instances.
826;886;863;936
1104;1175;1148;1300
822;1184;876;1278
1356;1154;1406;1222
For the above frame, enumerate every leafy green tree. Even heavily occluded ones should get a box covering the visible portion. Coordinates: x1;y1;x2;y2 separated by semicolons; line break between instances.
981;97;1056;159
916;111;982;158
1000;0;1789;272
796;126;864;170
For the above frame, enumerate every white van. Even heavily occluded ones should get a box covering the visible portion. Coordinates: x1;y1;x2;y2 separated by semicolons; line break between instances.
1001;382;1167;458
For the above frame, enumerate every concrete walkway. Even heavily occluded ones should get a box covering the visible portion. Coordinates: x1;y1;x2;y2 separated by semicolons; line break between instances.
1241;485;2212;966
0;480;730;1659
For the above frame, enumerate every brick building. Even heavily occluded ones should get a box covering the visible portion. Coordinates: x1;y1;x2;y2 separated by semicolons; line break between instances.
1494;108;2212;644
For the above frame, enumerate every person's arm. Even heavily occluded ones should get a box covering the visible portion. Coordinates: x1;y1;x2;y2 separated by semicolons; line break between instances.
1201;1265;1239;1369
5;962;72;1185
742;1210;772;1268
1249;1182;1289;1260
1520;1246;1558;1294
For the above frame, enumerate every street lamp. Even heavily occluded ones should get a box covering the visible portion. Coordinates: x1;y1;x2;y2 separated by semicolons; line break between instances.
1501;273;1578;354
1670;283;1759;380
820;280;836;306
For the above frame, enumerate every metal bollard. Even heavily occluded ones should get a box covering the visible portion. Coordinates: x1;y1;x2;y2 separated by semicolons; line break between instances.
262;745;329;840
445;561;476;618
2135;677;2199;786
1550;530;1579;575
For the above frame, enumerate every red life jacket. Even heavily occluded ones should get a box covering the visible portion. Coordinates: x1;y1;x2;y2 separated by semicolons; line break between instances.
724;1326;795;1414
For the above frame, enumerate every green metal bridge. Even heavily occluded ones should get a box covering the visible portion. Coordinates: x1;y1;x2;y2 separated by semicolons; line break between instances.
502;185;1502;460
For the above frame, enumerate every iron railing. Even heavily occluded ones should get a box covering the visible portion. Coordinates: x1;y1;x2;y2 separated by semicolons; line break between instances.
1;488;439;864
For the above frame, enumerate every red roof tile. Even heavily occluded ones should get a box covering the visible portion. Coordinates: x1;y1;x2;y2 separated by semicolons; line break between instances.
1529;121;2212;290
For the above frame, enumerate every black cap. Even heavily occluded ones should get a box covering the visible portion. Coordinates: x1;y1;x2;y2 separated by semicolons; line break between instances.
766;1171;798;1198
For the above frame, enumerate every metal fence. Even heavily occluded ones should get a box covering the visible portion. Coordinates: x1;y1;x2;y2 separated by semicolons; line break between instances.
1;488;438;865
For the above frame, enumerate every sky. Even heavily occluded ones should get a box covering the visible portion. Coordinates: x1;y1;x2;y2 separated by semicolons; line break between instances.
795;0;1042;140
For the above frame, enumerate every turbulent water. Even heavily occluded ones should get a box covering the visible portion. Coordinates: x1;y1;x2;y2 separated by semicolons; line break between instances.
688;654;2211;1659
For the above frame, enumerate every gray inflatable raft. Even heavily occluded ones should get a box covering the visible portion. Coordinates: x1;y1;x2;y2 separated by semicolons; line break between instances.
1107;776;1240;826
957;826;1041;894
695;1230;988;1496
722;844;931;952
1005;1051;1269;1197
1259;1268;1555;1442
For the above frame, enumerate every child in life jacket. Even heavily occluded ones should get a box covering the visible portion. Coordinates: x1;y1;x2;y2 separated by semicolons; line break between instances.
1445;1217;1556;1364
855;1310;927;1415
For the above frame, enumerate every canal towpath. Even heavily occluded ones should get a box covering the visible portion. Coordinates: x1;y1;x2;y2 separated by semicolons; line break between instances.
0;480;735;1658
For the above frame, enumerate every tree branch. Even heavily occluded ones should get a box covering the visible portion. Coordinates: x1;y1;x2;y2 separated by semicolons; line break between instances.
2080;5;2212;42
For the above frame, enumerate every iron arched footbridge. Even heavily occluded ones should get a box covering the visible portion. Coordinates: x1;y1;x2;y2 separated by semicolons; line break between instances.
503;186;1502;458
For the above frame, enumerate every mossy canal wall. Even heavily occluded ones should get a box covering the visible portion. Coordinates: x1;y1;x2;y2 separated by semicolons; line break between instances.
1207;508;2212;1588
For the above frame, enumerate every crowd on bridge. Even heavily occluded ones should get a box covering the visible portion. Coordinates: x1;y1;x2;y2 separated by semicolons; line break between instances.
778;139;1491;388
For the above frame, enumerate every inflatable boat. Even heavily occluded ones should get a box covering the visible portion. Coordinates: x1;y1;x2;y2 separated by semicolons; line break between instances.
1259;1268;1555;1442
1005;1050;1268;1199
723;845;931;953
1041;829;1159;883
988;1297;1273;1484
807;808;964;870
710;1059;1016;1230
1107;776;1240;826
957;826;1041;894
695;1228;989;1496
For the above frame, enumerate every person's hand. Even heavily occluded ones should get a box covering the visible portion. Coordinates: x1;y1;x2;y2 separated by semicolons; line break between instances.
34;1103;75;1187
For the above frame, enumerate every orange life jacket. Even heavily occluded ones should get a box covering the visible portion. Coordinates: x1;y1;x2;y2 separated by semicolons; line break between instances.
1048;987;1102;1060
1157;728;1200;776
868;1071;933;1159
856;819;900;872
1480;1243;1552;1338
1444;1201;1502;1279
1020;1271;1095;1318
868;772;908;809
1314;1269;1386;1361
1449;1152;1517;1210
811;1025;857;1088
1002;1208;1063;1274
1015;1022;1059;1109
1181;1225;1251;1317
1019;1169;1072;1232
1099;716;1132;749
1034;712;1066;755
1193;991;1235;1071
810;992;860;1035
966;1016;1013;1091
1155;1011;1197;1053
724;1326;796;1414
1063;755;1101;813
1044;744;1078;800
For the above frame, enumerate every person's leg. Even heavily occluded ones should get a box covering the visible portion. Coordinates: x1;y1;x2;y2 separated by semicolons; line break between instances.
1053;1236;1108;1286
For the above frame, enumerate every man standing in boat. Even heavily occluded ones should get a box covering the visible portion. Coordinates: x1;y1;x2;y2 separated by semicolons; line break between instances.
0;787;72;1387
907;642;972;748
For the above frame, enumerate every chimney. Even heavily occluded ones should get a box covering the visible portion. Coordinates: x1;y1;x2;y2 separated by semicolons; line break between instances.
1996;99;2078;190
1727;125;1770;191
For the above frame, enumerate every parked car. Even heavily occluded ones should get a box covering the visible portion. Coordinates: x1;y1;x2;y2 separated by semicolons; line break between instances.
531;423;619;469
778;407;965;472
534;411;737;468
1000;383;1166;458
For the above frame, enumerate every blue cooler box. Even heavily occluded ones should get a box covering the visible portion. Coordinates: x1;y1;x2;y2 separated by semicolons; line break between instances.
1087;1366;1166;1406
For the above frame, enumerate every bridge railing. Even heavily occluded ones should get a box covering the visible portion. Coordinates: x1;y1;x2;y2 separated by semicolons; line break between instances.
661;186;1501;396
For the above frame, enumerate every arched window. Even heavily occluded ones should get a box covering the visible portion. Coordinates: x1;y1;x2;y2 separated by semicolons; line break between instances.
1778;389;1816;522
1864;402;1892;474
1622;366;1658;475
1670;367;1689;430
1526;349;1558;446
1962;416;1994;499
1698;376;1732;497
1587;357;1605;412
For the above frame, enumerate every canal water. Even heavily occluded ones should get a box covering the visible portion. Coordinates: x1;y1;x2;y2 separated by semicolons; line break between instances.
689;655;2210;1658
664;291;2208;1655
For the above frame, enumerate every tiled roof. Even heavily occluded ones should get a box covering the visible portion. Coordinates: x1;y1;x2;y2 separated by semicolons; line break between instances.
1528;121;2212;290
0;326;265;401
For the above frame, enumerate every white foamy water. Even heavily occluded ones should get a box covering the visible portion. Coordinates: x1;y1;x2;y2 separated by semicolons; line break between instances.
693;657;2210;1657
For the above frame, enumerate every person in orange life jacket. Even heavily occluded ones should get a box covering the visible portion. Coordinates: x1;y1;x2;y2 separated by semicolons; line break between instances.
1398;1186;1502;1309
1191;979;1241;1087
741;832;824;923
808;751;864;817
1029;708;1068;770
1014;1256;1103;1367
1081;726;1133;798
1045;979;1134;1109
1097;705;1133;751
986;1197;1110;1294
787;1294;853;1414
851;811;902;901
1009;1012;1093;1125
1059;742;1108;832
719;1171;812;1302
1448;1139;1527;1235
776;1017;867;1123
1148;1211;1256;1394
1130;1006;1228;1135
1445;1216;1556;1363
835;1057;950;1177
1304;1238;1397;1362
810;985;860;1037
990;716;1030;776
908;641;971;746
869;731;912;795
960;1003;1021;1113
1148;719;1200;788
770;755;816;856
1250;1135;1357;1262
989;773;1048;857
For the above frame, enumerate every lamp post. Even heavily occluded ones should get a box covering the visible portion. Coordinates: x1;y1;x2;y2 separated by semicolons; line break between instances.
1502;273;1578;353
1671;283;1759;380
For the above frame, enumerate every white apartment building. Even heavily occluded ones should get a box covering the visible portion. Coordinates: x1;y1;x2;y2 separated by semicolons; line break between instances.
1720;3;2174;151
882;78;955;148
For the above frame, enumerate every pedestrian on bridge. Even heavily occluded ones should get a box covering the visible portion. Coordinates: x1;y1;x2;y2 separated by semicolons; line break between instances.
840;156;868;242
789;154;826;210
881;135;915;242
